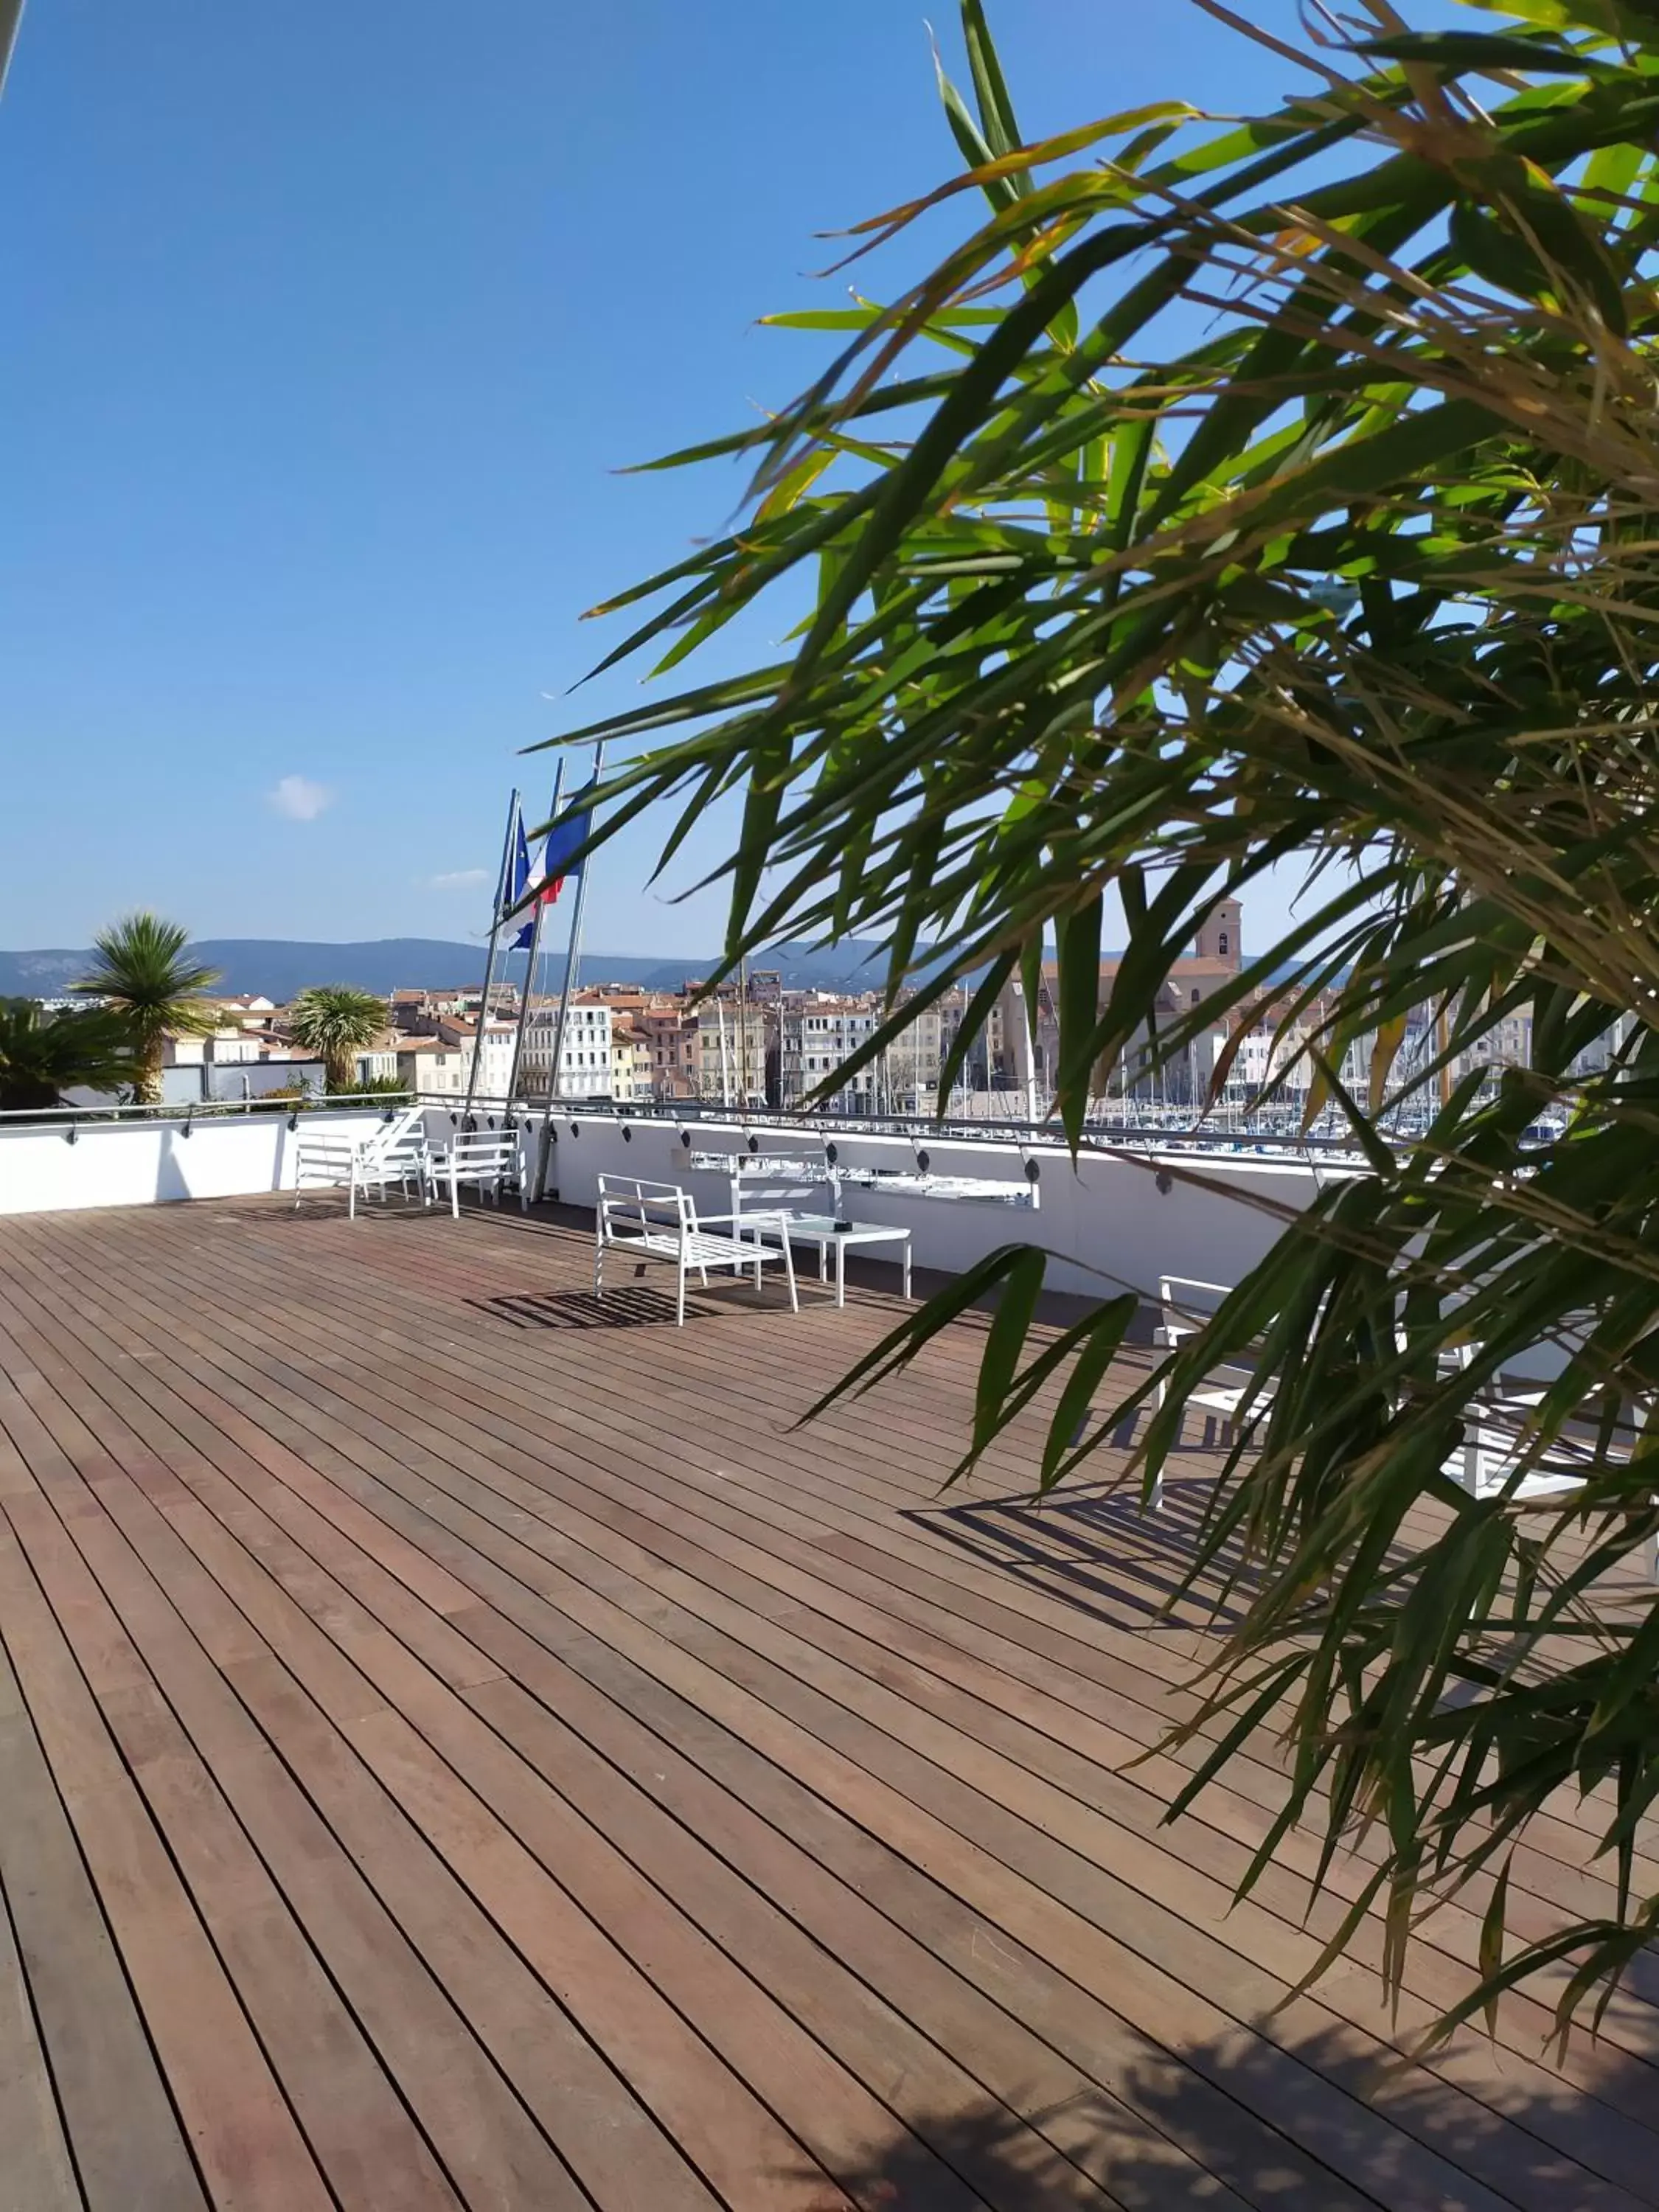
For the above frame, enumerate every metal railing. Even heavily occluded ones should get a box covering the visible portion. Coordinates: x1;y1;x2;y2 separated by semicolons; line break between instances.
484;1095;1375;1160
0;1091;414;1130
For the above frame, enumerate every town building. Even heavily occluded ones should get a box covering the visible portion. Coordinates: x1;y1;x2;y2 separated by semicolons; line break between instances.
692;995;769;1107
776;997;878;1113
434;1016;516;1099
990;897;1245;1107
518;1000;614;1099
610;1020;653;1103
392;1037;471;1095
632;1004;700;1101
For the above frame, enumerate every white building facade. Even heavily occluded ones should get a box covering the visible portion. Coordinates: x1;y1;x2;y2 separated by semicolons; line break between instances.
779;1001;878;1113
518;1003;614;1099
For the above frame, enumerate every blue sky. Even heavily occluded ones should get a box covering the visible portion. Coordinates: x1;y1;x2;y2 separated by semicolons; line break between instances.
1;1;1397;959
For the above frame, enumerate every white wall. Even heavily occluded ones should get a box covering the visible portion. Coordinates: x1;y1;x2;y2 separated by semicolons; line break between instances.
529;1113;1571;1382
537;1110;1339;1306
0;1096;1344;1306
0;1108;393;1216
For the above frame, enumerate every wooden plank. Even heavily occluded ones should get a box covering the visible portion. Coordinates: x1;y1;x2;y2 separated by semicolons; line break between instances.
0;1230;1345;2212
228;1212;1659;1991
0;1678;88;2212
0;1455;209;2212
102;1480;852;2210
10;1212;1655;2035
43;1321;1499;2212
100;1379;1115;2212
0;1284;1301;2212
0;1348;740;2212
58;1194;1659;1885
58;1243;1659;2208
104;1203;1655;1921
0;1381;490;2212
0;1500;321;2212
10;1221;1655;2203
6;1200;1659;2212
122;1450;993;2211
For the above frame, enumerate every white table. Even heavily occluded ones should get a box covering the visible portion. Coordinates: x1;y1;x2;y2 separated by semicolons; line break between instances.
774;1212;913;1307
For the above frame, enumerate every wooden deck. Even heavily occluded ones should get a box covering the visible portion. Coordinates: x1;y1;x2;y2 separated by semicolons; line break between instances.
1;1194;1657;2212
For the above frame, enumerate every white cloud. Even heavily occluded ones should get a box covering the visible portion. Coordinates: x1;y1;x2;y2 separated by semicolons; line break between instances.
429;867;489;891
267;773;334;822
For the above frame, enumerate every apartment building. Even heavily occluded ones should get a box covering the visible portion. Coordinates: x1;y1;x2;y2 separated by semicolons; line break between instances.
518;1001;613;1099
392;984;518;1027
633;1004;699;1101
435;1017;516;1099
878;990;968;1113
390;1018;515;1098
693;998;770;1107
610;1020;653;1103
776;998;877;1113
394;1037;470;1095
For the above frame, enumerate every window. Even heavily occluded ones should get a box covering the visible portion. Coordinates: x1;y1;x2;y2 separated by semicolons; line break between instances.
1192;987;1201;1005
1218;931;1229;956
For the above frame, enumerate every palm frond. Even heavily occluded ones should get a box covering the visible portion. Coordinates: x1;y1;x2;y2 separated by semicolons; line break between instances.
537;0;1659;2034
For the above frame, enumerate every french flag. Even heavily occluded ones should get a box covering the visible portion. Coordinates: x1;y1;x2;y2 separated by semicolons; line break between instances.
512;787;594;949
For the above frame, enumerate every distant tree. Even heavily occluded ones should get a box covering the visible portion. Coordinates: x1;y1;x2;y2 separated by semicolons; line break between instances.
72;914;221;1107
0;998;137;1113
285;985;389;1093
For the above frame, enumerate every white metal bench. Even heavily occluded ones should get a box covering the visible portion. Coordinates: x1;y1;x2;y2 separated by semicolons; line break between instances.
430;1130;524;1217
595;1175;797;1327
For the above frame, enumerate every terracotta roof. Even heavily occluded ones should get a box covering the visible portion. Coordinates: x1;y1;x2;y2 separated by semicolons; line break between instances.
1037;956;1242;986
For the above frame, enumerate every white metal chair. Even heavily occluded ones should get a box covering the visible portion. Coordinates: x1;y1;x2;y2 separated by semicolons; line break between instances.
430;1130;524;1217
293;1107;431;1218
594;1175;798;1327
1422;1341;1571;1500
1151;1286;1658;1576
349;1119;433;1217
1148;1274;1276;1509
291;1129;360;1207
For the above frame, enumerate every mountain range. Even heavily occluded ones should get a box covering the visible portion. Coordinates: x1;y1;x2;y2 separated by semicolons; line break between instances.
0;936;911;1002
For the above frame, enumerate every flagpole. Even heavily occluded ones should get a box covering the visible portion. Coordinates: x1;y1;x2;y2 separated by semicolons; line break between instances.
506;759;564;1105
463;787;521;1124
532;740;604;1201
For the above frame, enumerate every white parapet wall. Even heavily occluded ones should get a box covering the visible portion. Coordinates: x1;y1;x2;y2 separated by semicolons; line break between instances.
535;1110;1343;1307
0;1100;1340;1304
530;1113;1576;1382
0;1107;395;1216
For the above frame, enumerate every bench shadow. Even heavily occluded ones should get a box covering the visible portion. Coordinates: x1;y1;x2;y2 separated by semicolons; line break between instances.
466;1284;804;1331
902;1469;1263;1633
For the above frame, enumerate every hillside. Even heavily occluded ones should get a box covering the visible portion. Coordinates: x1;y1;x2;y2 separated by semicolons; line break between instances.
0;936;905;1001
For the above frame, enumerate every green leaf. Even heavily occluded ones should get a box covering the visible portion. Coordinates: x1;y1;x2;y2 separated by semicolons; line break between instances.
960;0;1027;176
1054;892;1104;1146
1357;29;1615;71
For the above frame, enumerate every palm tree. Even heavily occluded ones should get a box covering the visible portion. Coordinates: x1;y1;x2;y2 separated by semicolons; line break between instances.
72;915;221;1106
0;999;136;1113
285;985;388;1093
553;0;1659;2033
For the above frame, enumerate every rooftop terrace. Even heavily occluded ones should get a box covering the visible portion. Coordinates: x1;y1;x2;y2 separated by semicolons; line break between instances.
1;1193;1656;2211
